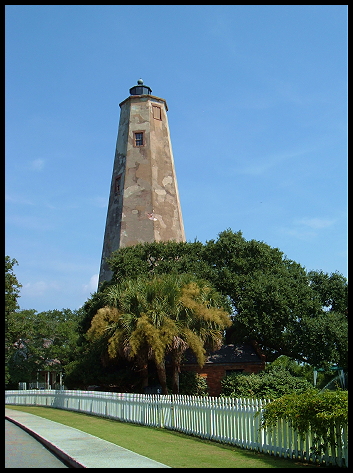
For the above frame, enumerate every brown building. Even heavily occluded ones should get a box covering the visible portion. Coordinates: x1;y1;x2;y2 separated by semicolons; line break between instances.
181;342;266;397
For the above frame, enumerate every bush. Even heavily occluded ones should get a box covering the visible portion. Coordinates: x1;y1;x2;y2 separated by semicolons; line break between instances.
260;390;348;455
221;372;262;398
221;366;314;399
179;371;209;396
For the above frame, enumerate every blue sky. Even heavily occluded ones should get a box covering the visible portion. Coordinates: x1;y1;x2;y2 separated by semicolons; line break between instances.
5;5;347;313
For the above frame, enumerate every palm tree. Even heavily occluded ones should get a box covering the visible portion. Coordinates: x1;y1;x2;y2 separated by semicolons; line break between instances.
86;281;152;391
86;274;232;394
166;276;232;393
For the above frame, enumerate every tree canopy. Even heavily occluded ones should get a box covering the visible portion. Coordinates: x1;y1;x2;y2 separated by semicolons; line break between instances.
5;256;22;385
86;273;231;393
98;230;347;369
5;256;22;327
6;304;84;388
6;228;347;392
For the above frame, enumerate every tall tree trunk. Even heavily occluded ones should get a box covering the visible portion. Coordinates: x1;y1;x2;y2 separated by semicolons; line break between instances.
139;363;149;391
171;349;184;394
171;361;180;394
155;359;168;394
136;354;149;392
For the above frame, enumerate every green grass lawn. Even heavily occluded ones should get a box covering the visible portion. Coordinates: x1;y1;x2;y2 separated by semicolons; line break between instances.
6;405;327;468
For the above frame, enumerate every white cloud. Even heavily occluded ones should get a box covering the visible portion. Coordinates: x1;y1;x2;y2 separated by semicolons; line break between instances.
6;214;56;231
279;227;316;241
296;217;336;229
5;194;34;205
22;280;61;298
235;147;313;176
31;158;45;171
279;216;336;242
82;274;99;294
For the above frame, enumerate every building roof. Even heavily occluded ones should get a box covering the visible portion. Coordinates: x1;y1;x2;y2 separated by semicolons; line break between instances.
182;343;264;365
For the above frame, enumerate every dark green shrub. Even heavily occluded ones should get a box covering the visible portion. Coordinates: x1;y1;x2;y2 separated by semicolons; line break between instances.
179;371;209;396
260;390;348;456
221;372;262;398
221;366;314;399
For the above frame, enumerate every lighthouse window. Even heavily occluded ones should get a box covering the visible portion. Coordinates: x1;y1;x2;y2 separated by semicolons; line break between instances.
134;132;144;147
115;175;122;194
152;105;162;120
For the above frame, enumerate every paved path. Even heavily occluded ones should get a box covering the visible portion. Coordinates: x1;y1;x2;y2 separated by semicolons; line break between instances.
5;408;170;468
5;419;69;468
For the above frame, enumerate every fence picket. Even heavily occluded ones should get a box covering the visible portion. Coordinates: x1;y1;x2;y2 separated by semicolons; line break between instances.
5;390;347;467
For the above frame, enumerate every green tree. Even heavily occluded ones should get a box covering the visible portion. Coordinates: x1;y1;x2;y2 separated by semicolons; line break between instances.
165;274;232;393
87;274;231;394
202;230;322;362
6;308;84;388
87;230;347;371
63;339;137;391
5;256;22;319
308;270;348;314
79;240;208;335
265;355;319;385
5;256;23;384
299;311;348;371
106;240;208;286
6;309;38;387
30;309;84;366
302;270;348;371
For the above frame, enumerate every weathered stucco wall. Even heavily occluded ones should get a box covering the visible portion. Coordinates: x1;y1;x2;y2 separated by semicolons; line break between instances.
99;93;185;285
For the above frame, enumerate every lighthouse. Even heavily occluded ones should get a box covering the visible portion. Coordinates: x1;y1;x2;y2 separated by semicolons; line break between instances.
98;80;186;285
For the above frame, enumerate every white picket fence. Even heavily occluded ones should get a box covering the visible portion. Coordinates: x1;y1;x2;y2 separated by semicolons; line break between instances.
5;390;348;467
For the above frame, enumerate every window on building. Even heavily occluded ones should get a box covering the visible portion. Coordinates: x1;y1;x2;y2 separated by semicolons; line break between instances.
115;175;122;194
134;132;144;146
225;369;244;376
152;105;162;120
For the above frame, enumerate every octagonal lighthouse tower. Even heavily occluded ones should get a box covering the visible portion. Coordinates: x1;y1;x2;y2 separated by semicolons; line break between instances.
98;80;186;285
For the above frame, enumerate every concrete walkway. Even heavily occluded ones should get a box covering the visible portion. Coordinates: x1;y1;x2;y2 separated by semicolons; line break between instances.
5;408;170;468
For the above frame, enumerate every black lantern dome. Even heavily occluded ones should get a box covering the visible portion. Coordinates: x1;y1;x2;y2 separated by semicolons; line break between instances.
129;79;152;96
